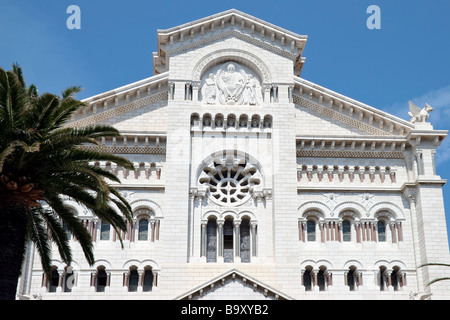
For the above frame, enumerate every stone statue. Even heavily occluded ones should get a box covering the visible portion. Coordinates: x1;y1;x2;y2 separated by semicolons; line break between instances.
200;62;263;105
201;73;217;104
408;101;433;123
217;63;245;104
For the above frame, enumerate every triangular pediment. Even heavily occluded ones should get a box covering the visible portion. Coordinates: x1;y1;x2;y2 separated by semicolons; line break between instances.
175;269;293;300
153;9;308;76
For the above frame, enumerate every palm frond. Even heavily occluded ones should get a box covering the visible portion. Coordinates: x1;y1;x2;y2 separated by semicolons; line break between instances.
419;263;450;268
427;277;450;286
40;210;72;265
26;208;52;276
44;194;95;266
61;86;82;100
0;68;28;132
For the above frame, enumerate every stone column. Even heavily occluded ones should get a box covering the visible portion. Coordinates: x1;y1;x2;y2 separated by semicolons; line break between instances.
319;222;325;243
200;221;207;258
234;220;241;260
251;221;257;257
390;222;397;243
217;220;224;262
355;222;361;243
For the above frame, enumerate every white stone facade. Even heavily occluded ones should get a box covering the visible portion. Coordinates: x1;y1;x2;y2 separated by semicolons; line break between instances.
18;9;450;300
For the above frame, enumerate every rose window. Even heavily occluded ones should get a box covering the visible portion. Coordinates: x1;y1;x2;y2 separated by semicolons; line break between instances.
199;157;261;205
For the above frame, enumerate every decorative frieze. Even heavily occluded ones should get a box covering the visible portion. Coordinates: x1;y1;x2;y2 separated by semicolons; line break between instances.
297;137;406;157
66;91;168;129
191;112;272;132
297;165;396;184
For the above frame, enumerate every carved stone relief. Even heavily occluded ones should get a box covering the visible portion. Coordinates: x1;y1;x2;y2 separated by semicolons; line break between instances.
200;62;263;105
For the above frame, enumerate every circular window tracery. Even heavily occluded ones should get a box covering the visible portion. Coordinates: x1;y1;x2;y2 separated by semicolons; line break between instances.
199;156;261;206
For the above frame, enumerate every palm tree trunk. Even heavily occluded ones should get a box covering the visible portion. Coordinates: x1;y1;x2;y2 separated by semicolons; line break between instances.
0;194;28;300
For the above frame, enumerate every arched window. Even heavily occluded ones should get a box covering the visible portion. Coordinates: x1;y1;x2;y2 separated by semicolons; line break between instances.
135;208;160;242
342;220;351;242
303;266;313;291
138;219;149;241
377;220;386;242
128;267;139;292
203;114;212;127
143;268;154;292
240;219;251;263
317;266;328;291
214;114;224;128
206;218;217;263
347;266;357;291
306;220;316;241
391;266;403;291
379;266;388;291
100;221;110;240
96;267;107;292
49;267;59;293
226;114;236;128
223;218;234;263
250;115;260;128
263;115;272;128
191;113;200;126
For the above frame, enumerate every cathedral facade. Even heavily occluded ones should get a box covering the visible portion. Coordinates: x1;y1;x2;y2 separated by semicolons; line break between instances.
18;9;450;300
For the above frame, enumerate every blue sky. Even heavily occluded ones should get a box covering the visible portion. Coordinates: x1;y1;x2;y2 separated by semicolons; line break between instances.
1;1;450;242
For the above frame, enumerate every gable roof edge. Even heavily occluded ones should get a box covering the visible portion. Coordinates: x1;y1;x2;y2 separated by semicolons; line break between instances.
294;76;415;136
174;268;294;300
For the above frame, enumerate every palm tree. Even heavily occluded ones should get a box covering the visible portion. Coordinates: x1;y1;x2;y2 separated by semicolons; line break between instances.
0;64;134;300
419;263;450;286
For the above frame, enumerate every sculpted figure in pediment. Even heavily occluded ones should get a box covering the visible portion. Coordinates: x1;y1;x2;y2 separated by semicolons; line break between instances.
201;62;263;105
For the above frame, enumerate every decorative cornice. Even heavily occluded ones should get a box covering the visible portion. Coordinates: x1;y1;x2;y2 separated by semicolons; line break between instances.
65;91;168;128
164;29;298;76
154;9;307;76
294;95;393;136
82;145;166;155
296;136;407;159
293;77;416;137
297;150;404;159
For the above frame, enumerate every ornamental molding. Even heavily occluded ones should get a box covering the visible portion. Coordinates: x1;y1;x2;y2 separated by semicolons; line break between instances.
82;145;166;155
192;48;272;83
167;28;300;60
155;9;307;76
175;268;293;300
369;201;405;220
297;199;404;220
296;137;407;159
294;95;392;136
129;198;164;218
201;209;257;222
65;91;168;128
296;150;404;159
293;76;415;137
